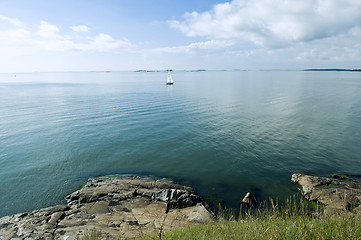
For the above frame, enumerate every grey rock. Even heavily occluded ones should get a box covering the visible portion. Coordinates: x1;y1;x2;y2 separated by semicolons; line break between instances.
292;173;361;215
0;175;215;239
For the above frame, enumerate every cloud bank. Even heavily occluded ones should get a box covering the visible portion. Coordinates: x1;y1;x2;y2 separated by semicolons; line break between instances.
142;40;235;54
169;0;361;48
0;17;130;53
1;1;360;72
0;15;23;27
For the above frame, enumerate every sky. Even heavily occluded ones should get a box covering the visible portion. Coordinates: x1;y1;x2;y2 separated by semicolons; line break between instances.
0;0;361;72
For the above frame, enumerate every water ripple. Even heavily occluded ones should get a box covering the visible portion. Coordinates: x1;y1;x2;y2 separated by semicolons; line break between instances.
1;71;361;217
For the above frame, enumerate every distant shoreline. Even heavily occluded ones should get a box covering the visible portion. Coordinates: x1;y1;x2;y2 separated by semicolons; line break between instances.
304;68;361;72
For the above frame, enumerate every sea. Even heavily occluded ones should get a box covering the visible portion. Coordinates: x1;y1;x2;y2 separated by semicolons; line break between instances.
1;70;361;217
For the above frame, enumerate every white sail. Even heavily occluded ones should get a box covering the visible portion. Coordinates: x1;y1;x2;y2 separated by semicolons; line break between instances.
166;71;174;84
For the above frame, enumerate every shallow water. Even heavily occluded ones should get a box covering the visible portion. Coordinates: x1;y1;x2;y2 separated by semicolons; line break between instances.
1;70;361;217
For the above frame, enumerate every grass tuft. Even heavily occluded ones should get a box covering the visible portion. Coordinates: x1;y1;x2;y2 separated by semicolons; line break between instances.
137;195;361;240
81;229;102;240
139;215;361;240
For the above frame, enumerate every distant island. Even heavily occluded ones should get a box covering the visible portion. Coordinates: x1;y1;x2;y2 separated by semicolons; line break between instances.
134;70;162;72
305;69;361;72
133;69;361;73
134;69;207;72
187;69;206;72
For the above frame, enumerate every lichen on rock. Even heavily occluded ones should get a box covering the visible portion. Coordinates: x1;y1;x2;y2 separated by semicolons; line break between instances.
292;173;361;215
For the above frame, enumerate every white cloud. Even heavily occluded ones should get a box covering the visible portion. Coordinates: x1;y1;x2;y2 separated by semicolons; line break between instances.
143;40;234;54
0;29;30;41
64;33;131;51
33;33;131;52
169;0;361;48
296;49;318;61
91;33;130;50
70;25;90;33
36;21;61;39
0;15;23;27
0;17;131;53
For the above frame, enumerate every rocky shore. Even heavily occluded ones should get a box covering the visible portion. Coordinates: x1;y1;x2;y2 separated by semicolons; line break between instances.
2;173;361;239
292;173;361;215
0;175;215;240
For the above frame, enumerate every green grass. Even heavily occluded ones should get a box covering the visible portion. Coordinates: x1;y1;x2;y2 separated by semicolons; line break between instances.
137;196;361;240
139;215;361;240
79;229;102;240
81;195;361;240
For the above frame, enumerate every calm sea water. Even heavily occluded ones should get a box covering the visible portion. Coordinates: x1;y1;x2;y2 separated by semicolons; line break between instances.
1;71;361;217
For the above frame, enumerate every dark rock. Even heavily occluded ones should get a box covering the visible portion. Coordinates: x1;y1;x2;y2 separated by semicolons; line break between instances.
154;189;170;201
332;174;351;180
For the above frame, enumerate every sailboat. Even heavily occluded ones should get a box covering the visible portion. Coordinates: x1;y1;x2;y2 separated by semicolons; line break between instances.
166;71;174;85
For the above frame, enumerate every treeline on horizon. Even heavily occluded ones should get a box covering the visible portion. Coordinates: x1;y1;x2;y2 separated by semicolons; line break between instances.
305;69;361;72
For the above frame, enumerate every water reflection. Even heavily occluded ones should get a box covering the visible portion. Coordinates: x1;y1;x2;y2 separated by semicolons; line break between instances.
1;71;361;217
167;84;173;95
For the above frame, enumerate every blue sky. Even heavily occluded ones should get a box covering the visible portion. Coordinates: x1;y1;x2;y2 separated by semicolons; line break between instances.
0;0;361;72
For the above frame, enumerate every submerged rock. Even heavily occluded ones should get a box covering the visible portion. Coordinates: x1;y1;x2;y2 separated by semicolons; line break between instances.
241;192;257;206
0;175;215;239
292;173;361;215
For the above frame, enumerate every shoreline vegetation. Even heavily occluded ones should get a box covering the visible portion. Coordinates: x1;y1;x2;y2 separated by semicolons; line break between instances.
2;69;360;74
138;212;361;240
140;173;361;240
132;68;361;73
1;173;361;239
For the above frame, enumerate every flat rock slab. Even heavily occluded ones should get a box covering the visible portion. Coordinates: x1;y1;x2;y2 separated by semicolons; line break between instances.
0;175;215;239
292;173;361;215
